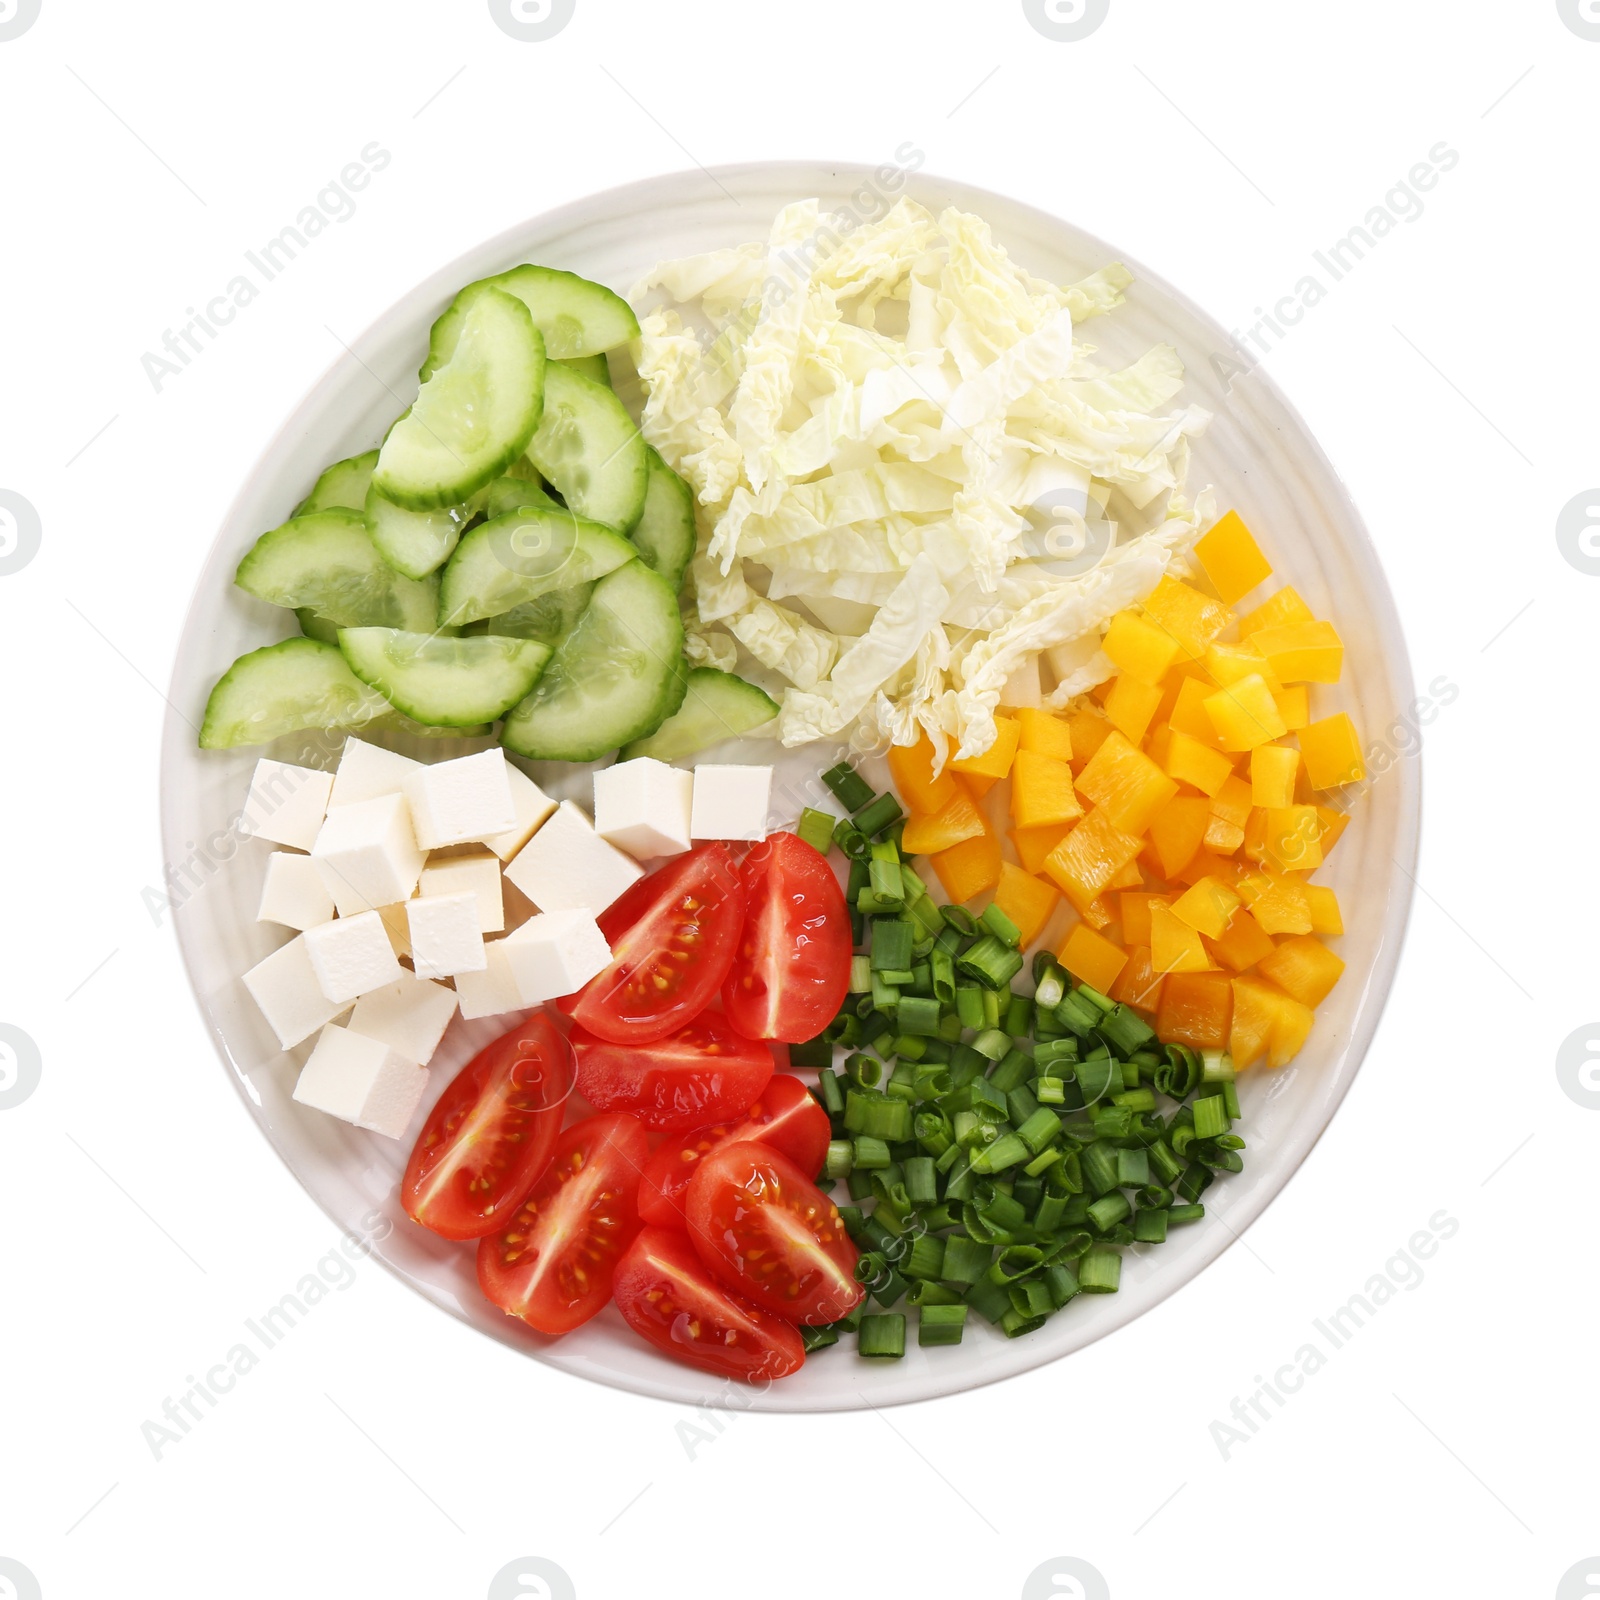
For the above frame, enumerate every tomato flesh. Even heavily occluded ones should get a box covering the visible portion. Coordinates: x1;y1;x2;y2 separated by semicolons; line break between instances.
571;1012;774;1132
401;1014;574;1241
612;1225;805;1382
568;843;746;1045
686;1141;862;1325
637;1074;832;1228
722;831;852;1043
477;1112;649;1335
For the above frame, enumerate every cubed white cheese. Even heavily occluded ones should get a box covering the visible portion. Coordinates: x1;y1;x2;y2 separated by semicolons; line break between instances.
501;909;612;1004
239;759;333;852
403;748;516;851
256;851;336;931
328;736;424;808
593;757;694;859
348;977;458;1066
406;893;488;981
419;850;504;933
303;911;405;1004
241;934;349;1049
482;762;558;862
292;1024;428;1139
453;940;525;1021
504;800;644;913
377;899;413;958
690;764;773;841
311;794;424;916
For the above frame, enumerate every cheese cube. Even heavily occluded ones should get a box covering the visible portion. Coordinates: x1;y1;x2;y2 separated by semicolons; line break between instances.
454;940;525;1021
242;934;349;1049
504;800;644;913
293;1024;428;1139
303;911;405;1004
690;764;773;841
419;850;504;933
404;748;516;851
593;758;693;859
502;909;612;1003
406;894;488;981
240;759;333;851
377;898;413;958
256;851;335;931
348;977;458;1066
483;763;558;862
311;794;424;915
329;736;423;808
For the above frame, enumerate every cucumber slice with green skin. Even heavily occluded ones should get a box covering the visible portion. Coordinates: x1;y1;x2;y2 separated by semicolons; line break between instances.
524;364;648;533
364;482;481;581
502;561;686;762
438;505;637;627
630;447;696;590
236;509;441;631
295;449;379;516
481;475;560;520
620;667;779;761
464;582;594;646
421;265;639;379
339;628;551;727
558;353;610;388
375;289;545;512
199;638;390;749
296;607;341;644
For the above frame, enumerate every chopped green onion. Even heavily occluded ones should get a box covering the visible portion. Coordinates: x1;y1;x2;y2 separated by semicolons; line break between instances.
843;1090;913;1142
904;1234;946;1280
1115;1147;1150;1188
1133;1208;1169;1243
868;858;906;905
836;821;871;860
846;1053;883;1089
1043;1263;1081;1307
1168;1202;1205;1225
797;807;839;855
1035;1077;1066;1106
980;902;1022;947
790;1036;833;1069
1222;1079;1242;1122
858;1313;906;1358
1004;993;1034;1036
896;995;941;1038
1078;1245;1122;1293
801;1323;840;1352
824;1140;855;1179
918;1303;968;1346
853;793;904;838
940;904;980;936
852;1136;892;1170
822;761;875;812
955;984;986;1030
1192;1094;1230;1140
972;1027;1011;1061
870;919;913;972
957;934;1025;991
1087;1192;1131;1231
1097;1003;1155;1055
1015;1107;1063;1155
907;1279;962;1307
971;1132;1030;1174
965;1277;1011;1325
903;1156;938;1206
849;954;873;994
940;1234;992;1287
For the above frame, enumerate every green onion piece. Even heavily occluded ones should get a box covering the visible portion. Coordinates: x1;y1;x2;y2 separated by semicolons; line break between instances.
1034;962;1068;1012
894;1035;928;1064
1081;1141;1121;1196
918;1303;968;1346
846;1053;883;1089
1034;1192;1067;1233
1035;1077;1066;1106
877;968;915;987
815;1067;846;1117
955;984;986;1030
1075;1054;1119;1107
824;1139;855;1179
852;1136;892;1170
1096;1002;1155;1055
1192;1094;1230;1140
907;1279;962;1308
956;935;1025;991
903;1155;938;1206
1222;1079;1242;1122
1055;990;1102;1037
971;1132;1030;1174
1175;1162;1213;1204
871;1269;907;1310
998;1305;1048;1338
965;1277;1012;1325
980;901;1022;947
837;1204;867;1241
1155;1043;1202;1100
836;821;871;861
972;1028;1011;1061
896;995;941;1038
853;793;904;838
824;1011;862;1048
1004;993;1034;1036
978;1189;1028;1234
857;889;903;916
967;1076;1007;1118
1133;1208;1169;1244
868;858;907;905
790;1036;833;1069
986;1245;1047;1286
1168;1202;1205;1225
937;1012;964;1043
1010;1278;1055;1319
899;862;928;901
1015;1107;1063;1155
801;1323;840;1352
943;1159;977;1203
1200;1047;1236;1084
940;1234;992;1287
1115;1147;1150;1188
1147;1138;1183;1184
1136;1183;1174;1210
1023;1146;1063;1179
822;761;875;811
909;894;944;941
849;954;873;994
1006;1085;1039;1126
797;807;839;855
929;949;956;1006
913;1108;953;1157
869;972;901;1013
1111;1086;1157;1112
904;1234;946;1280
986;1048;1030;1092
846;1168;874;1200
1043;1263;1081;1308
844;1090;913;1142
1078;1245;1122;1293
1087;1191;1131;1231
982;987;1002;1029
940;904;980;937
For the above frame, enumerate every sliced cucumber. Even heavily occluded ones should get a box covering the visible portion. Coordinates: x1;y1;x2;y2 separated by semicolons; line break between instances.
502;561;686;762
295;449;379;516
296;607;341;644
465;583;594;646
524;363;648;532
438;505;637;627
421;265;639;378
375;288;545;511
364;482;481;581
481;475;559;520
199;638;390;749
620;668;779;761
630;447;696;590
559;353;610;387
339;628;550;727
236;509;440;631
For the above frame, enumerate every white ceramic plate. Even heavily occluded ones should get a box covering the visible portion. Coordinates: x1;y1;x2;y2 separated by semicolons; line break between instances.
161;163;1420;1411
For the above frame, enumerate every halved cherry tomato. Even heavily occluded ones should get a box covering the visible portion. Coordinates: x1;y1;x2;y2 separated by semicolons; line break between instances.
722;832;852;1043
612;1225;804;1382
637;1074;832;1228
401;1014;573;1241
477;1112;649;1335
571;1012;774;1132
566;843;746;1045
685;1141;862;1326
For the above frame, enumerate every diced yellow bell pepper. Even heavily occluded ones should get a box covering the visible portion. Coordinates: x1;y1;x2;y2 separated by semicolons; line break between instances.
1041;808;1144;915
993;860;1060;948
1146;795;1211;880
1250;621;1344;684
1274;685;1310;730
1110;945;1165;1014
1209;774;1252;831
1239;584;1313;638
1210;906;1276;972
1157;971;1233;1050
1058;922;1129;995
929;830;1002;904
1102;609;1180;686
1107;857;1145;890
1203;675;1288;752
1262;805;1324;872
901;786;989;855
1160;728;1234;797
1066;704;1114;770
1173;848;1243;889
1265;989;1316;1067
1168;675;1231;750
1235;869;1312;935
1015;707;1075;763
1104;674;1163;745
1231;976;1314;1069
1250;743;1300;808
1316;805;1350;857
1076;731;1179;836
949;714;1020;780
1141;576;1236;661
1009;822;1071;875
1303;883;1344;937
887;732;958;817
1150;901;1215;973
1119;891;1167;947
1298;712;1365;789
1081;896;1114;931
1171;875;1241;940
1193;510;1273;605
1010;748;1083;830
1205;640;1282;693
1258;934;1345;1007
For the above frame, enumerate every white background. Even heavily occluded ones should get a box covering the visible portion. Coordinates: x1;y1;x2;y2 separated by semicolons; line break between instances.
2;2;1595;1597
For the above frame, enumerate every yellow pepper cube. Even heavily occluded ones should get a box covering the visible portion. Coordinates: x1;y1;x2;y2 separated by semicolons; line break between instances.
1316;804;1350;857
1204;675;1289;752
1250;621;1344;684
1162;728;1235;797
1015;707;1075;763
1303;883;1344;937
1010;749;1084;830
1274;684;1310;730
1149;901;1215;973
1236;870;1313;935
1076;731;1179;837
1140;576;1236;662
950;714;1020;781
1168;675;1231;750
1058;922;1129;995
1205;641;1282;694
1262;805;1324;872
1102;610;1180;686
1066;704;1114;769
1259;935;1346;1007
1193;510;1273;605
1251;744;1300;808
1042;808;1145;915
1239;585;1313;638
1104;674;1163;745
1298;712;1366;789
1171;875;1242;940
993;861;1061;948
